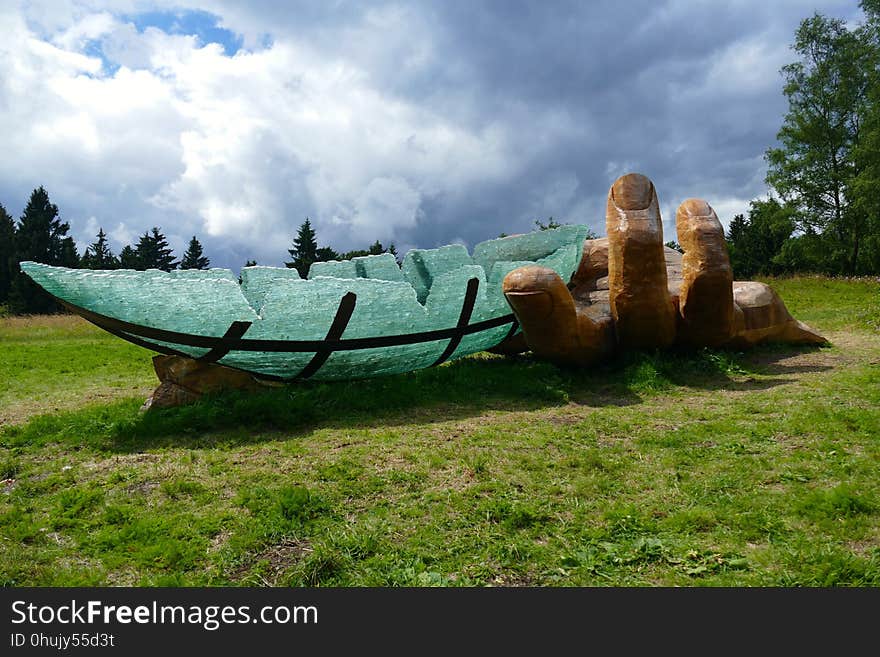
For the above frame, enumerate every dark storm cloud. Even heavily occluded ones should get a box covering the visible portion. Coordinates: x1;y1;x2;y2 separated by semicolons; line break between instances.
212;0;863;251
375;0;863;247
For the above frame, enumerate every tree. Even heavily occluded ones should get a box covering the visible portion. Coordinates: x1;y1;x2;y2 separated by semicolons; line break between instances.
135;227;178;271
9;186;78;314
58;237;80;269
315;246;340;262
340;240;387;261
286;218;319;278
664;241;684;254
850;0;880;273
773;228;835;274
726;213;748;245
725;213;749;275
725;199;795;278
81;228;118;269
387;243;400;265
0;204;15;305
285;218;340;277
119;245;139;269
180;235;210;270
534;217;566;231
765;12;873;274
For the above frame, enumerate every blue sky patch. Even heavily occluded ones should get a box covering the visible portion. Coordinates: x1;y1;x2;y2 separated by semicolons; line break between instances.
124;9;244;56
83;39;120;76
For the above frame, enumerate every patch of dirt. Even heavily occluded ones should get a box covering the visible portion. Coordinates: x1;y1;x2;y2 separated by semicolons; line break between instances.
847;536;879;557
492;571;539;587
82;453;164;484
208;529;232;553
742;335;869;373
227;537;312;585
104;568;140;586
86;453;163;469
126;481;159;496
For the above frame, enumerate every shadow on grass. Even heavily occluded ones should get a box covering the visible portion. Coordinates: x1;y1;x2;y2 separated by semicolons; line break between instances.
2;342;828;453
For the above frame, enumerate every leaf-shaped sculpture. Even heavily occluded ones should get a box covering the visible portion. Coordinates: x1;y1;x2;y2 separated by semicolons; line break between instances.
20;225;589;381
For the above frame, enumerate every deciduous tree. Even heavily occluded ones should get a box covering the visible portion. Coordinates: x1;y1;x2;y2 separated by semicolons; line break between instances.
765;13;873;273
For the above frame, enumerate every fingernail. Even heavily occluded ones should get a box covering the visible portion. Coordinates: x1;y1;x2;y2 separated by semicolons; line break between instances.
612;173;653;210
679;198;712;217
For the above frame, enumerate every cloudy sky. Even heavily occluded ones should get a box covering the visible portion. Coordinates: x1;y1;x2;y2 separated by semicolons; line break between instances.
0;0;864;270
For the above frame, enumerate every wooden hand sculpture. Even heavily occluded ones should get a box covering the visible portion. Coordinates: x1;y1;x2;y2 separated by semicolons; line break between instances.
500;173;826;366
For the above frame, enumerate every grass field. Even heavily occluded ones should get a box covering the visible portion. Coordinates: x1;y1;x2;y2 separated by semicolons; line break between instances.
1;276;878;586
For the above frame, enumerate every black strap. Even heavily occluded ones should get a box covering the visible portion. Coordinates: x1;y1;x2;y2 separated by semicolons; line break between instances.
54;294;515;353
51;288;518;382
502;317;520;342
197;321;253;363
295;292;357;380
432;277;479;367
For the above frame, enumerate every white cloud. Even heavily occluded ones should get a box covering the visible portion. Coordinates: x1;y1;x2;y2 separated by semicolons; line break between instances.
1;4;526;266
52;11;116;50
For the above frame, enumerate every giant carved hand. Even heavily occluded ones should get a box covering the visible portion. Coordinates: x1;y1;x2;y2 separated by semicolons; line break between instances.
500;173;827;366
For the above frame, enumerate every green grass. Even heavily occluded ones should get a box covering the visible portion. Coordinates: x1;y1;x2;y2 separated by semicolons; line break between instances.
761;275;880;332
1;275;878;586
0;315;155;427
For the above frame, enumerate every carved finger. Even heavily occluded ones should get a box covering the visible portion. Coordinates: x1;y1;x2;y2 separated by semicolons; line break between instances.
503;266;613;366
675;198;735;346
606;173;676;348
728;282;827;347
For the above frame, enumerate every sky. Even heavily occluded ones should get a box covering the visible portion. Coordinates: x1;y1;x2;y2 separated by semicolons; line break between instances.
0;0;865;271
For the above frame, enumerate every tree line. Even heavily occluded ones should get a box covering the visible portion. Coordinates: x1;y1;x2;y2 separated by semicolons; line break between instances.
284;217;398;278
0;188;400;314
728;1;880;278
0;187;212;314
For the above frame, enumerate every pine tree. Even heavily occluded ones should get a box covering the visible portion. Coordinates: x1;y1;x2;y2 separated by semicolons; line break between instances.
315;246;340;262
725;201;795;278
180;235;210;269
135;227;178;271
286;218;319;278
339;247;370;260
133;232;156;270
726;214;748;244
81;228;118;269
58;237;80;268
387;243;401;265
9;186;78;314
0;204;15;305
119;245;139;269
534;217;565;231
339;240;402;263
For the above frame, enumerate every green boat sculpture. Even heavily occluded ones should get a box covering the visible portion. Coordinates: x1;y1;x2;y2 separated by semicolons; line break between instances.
20;225;589;381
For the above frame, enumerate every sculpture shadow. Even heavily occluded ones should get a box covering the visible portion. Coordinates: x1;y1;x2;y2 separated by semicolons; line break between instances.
93;341;831;452
561;341;831;404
